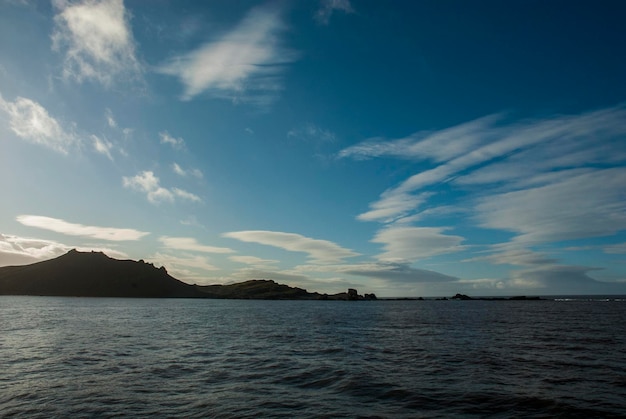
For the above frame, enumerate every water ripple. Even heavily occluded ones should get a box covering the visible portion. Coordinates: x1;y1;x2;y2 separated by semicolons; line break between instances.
1;297;625;418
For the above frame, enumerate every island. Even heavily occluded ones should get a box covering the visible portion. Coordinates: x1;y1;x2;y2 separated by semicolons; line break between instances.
0;249;376;300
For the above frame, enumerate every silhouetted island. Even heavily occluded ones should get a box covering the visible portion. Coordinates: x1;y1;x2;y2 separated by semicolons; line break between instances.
0;250;376;300
449;293;541;301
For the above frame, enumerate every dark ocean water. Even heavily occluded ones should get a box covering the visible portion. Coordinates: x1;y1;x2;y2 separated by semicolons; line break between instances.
1;297;625;418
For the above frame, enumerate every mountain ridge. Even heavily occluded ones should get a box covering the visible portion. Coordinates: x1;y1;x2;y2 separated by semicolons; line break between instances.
0;250;375;300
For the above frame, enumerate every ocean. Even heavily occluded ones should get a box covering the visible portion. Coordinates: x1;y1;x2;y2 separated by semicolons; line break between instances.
1;297;625;418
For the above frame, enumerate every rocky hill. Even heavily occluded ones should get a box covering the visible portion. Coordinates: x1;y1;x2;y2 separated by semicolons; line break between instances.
0;250;375;300
0;249;202;298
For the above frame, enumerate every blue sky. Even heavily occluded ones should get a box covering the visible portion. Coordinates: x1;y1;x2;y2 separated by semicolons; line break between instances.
1;0;625;297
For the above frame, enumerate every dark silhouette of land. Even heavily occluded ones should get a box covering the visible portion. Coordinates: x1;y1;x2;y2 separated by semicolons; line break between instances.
0;250;376;300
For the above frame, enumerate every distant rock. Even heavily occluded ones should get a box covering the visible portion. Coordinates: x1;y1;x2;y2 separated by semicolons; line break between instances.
197;279;317;300
508;295;541;300
451;293;473;300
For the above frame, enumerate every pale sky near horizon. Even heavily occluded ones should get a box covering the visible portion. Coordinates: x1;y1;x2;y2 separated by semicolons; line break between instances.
1;0;626;297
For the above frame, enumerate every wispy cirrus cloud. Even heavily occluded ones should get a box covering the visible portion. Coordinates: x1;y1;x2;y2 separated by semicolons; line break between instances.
158;5;296;103
341;105;626;225
287;123;336;143
474;168;626;245
223;230;359;264
122;171;201;204
172;162;203;178
338;114;499;163
91;134;114;160
159;236;234;254
0;94;78;154
16;215;148;241
315;0;354;25
51;0;142;86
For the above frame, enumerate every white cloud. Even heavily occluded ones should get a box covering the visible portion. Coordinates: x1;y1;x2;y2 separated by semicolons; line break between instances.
122;171;201;204
158;5;296;102
172;162;186;176
160;131;185;150
0;234;71;266
223;230;359;264
148;252;220;283
0;94;78;154
16;215;149;241
371;226;465;263
315;0;354;25
159;236;234;254
91;134;113;160
51;0;141;86
123;171;173;203
358;191;431;223
229;255;278;266
0;233;128;267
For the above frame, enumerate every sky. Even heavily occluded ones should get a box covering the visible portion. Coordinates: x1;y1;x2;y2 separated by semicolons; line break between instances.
1;0;626;297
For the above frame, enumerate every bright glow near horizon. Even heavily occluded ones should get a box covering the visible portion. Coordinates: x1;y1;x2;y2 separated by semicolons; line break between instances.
1;0;626;297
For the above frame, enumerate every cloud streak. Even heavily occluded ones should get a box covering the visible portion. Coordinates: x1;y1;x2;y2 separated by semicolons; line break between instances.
341;106;626;224
158;5;295;102
16;215;149;241
229;255;279;266
371;226;466;263
223;230;359;264
159;236;234;254
475;168;626;244
172;162;203;178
